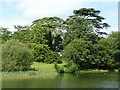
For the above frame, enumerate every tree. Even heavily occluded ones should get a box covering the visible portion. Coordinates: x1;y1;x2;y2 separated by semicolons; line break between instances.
30;43;61;63
30;43;49;62
62;37;115;70
73;8;110;36
53;34;63;52
95;39;112;69
62;39;94;69
0;27;12;44
44;50;61;64
32;17;66;51
29;24;46;44
12;25;30;43
64;17;96;46
2;39;33;71
63;8;110;46
28;17;65;63
107;31;120;69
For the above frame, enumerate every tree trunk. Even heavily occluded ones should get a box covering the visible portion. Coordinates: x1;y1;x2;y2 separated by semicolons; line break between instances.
48;31;53;50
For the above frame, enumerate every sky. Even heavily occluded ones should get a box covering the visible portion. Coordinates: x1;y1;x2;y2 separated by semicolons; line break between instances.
0;0;119;34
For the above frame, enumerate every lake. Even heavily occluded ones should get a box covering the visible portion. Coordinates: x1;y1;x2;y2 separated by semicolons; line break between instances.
2;72;118;88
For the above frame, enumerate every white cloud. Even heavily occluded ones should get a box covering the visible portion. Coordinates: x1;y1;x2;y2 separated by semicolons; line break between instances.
16;0;119;18
0;18;31;32
0;0;87;31
100;26;118;35
0;0;118;32
16;0;86;18
111;26;118;32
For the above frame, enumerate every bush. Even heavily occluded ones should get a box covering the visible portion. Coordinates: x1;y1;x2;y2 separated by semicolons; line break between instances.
2;39;33;72
64;62;78;73
54;63;64;74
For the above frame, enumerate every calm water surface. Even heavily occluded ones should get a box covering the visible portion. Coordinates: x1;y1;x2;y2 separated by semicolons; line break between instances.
2;72;118;88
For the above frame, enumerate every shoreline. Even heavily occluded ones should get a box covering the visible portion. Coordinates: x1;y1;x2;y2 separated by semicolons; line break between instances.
1;69;118;80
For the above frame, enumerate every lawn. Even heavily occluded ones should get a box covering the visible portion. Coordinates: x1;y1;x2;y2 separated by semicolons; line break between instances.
31;62;55;72
2;62;57;80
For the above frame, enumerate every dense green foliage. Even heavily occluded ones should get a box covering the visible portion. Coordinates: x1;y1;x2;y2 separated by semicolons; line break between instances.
1;8;119;72
62;38;117;70
54;63;64;74
2;39;33;71
30;43;49;62
0;27;12;44
64;61;78;73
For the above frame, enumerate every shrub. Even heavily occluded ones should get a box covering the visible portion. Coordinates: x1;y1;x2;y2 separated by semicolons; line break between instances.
54;63;64;74
2;39;33;72
64;62;78;73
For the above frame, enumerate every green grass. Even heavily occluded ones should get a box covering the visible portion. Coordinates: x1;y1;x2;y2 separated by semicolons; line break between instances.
77;69;118;74
1;62;118;80
31;62;55;72
2;62;57;80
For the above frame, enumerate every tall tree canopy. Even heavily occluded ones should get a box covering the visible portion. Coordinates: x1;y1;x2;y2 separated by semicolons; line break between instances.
31;17;65;51
1;8;119;72
63;8;110;46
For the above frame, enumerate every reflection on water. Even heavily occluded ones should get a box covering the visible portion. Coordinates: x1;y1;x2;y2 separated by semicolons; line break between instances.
2;72;118;88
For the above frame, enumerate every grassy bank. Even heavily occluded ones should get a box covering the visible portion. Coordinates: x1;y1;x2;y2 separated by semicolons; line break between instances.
2;62;118;80
2;62;57;80
77;69;118;73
